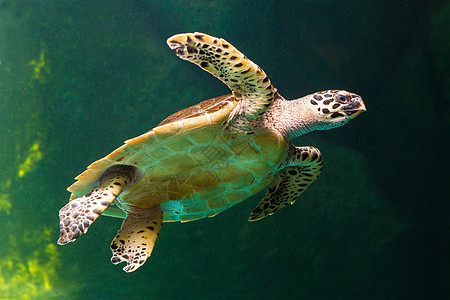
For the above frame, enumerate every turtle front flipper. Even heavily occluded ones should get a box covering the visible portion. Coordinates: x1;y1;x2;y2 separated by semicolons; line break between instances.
167;32;276;119
111;205;163;272
249;146;323;221
58;165;141;245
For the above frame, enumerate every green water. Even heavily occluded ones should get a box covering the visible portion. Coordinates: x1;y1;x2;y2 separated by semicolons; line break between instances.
0;0;448;299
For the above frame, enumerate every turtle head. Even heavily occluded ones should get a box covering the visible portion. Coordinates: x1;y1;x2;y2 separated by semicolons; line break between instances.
309;90;366;130
257;89;365;139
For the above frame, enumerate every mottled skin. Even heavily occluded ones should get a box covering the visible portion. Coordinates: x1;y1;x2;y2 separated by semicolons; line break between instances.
57;32;366;272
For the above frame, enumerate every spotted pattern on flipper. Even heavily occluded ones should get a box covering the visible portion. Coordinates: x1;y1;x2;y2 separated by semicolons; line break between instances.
58;165;140;245
167;32;276;120
58;174;130;245
249;146;323;221
111;205;163;272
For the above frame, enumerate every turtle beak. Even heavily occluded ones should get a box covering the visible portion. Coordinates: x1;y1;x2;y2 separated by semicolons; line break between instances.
342;96;366;119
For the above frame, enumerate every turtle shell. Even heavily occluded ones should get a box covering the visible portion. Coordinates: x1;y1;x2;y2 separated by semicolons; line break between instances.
67;94;288;222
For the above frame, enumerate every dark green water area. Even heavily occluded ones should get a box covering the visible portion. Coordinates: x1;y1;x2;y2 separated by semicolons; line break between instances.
0;0;448;299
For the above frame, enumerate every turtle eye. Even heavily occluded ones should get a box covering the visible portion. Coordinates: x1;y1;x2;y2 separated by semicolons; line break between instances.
335;94;349;104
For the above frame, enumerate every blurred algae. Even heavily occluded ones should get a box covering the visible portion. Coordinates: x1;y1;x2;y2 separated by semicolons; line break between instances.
0;46;75;299
17;141;43;178
0;180;12;214
0;227;65;299
29;48;51;84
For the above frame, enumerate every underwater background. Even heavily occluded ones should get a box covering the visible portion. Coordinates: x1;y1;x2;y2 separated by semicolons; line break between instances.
0;0;448;299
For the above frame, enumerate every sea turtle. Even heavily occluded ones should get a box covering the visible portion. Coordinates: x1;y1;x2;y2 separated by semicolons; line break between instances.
57;32;366;272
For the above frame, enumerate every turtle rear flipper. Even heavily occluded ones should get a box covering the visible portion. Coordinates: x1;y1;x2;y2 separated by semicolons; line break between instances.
111;205;163;272
58;165;140;245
